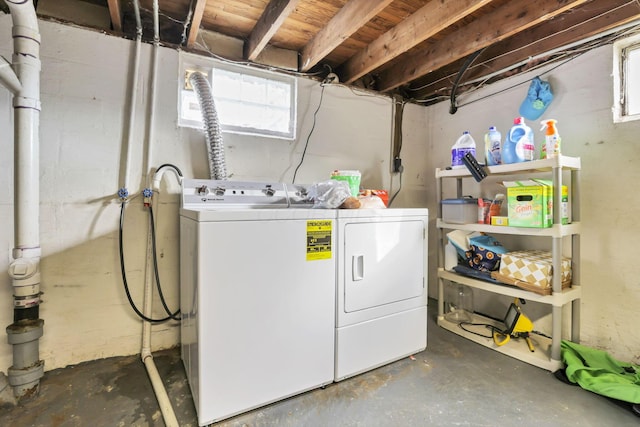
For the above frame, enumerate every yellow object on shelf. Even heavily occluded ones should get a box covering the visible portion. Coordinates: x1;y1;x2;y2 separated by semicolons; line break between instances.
491;216;509;226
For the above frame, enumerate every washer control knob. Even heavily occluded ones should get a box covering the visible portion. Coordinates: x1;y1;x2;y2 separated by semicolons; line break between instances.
214;186;226;196
197;185;208;196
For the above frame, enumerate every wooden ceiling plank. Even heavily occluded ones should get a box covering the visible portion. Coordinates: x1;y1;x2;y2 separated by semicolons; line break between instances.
338;0;496;84
377;0;591;92
412;1;640;99
299;0;395;72
187;0;208;48
244;0;303;61
106;0;122;32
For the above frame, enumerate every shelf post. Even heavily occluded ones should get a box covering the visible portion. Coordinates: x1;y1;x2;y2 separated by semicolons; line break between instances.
436;168;445;318
571;168;581;342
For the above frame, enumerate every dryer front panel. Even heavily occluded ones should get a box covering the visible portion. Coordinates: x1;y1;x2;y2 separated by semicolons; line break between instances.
343;219;424;313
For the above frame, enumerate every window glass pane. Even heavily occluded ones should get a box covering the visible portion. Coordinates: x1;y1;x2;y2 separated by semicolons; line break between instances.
179;64;296;139
627;46;640;116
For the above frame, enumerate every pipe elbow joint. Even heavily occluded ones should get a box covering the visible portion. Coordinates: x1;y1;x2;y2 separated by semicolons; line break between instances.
141;348;153;363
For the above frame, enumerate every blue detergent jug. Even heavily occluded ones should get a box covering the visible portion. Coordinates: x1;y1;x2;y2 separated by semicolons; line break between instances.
503;117;535;163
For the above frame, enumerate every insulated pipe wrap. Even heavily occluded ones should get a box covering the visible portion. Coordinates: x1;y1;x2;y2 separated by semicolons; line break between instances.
188;71;227;180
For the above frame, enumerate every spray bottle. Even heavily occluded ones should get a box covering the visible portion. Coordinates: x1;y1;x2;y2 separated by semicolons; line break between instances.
540;119;561;159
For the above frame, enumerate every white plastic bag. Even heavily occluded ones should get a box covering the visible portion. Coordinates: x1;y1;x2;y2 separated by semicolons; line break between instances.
307;180;351;208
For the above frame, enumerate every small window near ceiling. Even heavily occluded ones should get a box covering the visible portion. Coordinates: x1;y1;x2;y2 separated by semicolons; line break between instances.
613;32;640;123
179;62;297;140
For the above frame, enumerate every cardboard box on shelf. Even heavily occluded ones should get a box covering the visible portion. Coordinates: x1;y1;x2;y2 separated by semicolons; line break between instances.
498;250;571;293
504;180;568;228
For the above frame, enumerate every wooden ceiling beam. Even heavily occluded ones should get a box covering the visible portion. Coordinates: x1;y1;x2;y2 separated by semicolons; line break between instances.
410;1;640;99
106;0;122;32
186;0;207;48
465;2;640;83
244;0;302;61
337;0;496;84
299;0;395;72
376;0;591;92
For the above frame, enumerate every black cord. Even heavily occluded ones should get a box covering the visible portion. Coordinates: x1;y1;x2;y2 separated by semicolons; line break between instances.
119;202;178;323
532;330;552;339
155;163;184;177
456;52;584;109
149;206;181;320
449;48;486;114
292;83;325;184
458;321;498;339
388;170;402;207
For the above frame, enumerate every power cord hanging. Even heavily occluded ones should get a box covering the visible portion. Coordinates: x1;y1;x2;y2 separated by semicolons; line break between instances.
292;82;325;183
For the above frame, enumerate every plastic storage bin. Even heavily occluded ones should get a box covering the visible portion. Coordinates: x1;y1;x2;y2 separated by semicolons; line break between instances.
441;198;478;224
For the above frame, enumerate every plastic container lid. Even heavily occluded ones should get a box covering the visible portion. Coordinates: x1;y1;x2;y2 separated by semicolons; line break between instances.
442;198;478;205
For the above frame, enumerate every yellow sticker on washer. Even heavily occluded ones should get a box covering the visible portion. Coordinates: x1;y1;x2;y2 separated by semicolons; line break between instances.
306;220;332;260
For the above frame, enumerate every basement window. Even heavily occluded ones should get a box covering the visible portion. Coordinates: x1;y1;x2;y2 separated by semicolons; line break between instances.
613;32;640;123
179;61;297;140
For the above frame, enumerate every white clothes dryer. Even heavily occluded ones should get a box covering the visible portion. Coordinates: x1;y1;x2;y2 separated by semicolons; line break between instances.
334;208;428;381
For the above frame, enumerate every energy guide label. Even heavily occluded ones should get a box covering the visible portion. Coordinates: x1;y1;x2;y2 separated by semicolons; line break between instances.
306;220;332;260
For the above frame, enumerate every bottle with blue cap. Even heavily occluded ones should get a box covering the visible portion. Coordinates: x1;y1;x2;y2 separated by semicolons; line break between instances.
503;117;535;164
451;131;476;169
484;126;502;166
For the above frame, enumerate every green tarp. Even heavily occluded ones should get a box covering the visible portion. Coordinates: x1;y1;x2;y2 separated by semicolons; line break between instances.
561;340;640;404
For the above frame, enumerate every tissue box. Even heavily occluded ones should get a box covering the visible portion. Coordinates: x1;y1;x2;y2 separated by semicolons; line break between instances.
441;198;477;224
504;180;568;228
498;250;571;291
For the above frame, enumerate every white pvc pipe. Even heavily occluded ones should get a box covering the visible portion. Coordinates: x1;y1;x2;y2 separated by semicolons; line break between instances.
142;353;179;427
145;5;160;188
0;57;21;94
122;0;143;191
3;0;44;401
138;1;179;426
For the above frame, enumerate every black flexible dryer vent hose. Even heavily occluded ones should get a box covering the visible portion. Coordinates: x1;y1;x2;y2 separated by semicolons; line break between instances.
449;49;486;115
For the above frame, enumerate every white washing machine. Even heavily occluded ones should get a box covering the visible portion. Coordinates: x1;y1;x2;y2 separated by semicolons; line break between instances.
180;180;336;425
334;208;428;381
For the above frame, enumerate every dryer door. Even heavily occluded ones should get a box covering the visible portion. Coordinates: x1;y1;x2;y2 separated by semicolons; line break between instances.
343;219;424;312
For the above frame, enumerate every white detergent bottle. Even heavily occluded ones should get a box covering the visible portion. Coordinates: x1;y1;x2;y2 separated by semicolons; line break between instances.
503;117;534;163
540;119;561;159
484;126;502;166
451;131;476;169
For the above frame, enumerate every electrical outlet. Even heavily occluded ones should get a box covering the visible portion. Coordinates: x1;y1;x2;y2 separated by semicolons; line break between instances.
393;157;403;173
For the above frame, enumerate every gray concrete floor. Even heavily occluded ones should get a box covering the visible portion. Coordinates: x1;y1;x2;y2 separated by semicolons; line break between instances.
1;299;639;427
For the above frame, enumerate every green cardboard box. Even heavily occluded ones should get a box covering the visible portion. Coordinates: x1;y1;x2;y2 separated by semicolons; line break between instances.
504;180;568;228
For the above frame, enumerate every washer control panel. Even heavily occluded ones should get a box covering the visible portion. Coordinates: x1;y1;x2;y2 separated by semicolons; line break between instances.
182;179;312;208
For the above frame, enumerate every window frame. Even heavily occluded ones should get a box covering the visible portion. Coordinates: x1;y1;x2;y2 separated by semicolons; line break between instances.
178;53;297;140
613;32;640;123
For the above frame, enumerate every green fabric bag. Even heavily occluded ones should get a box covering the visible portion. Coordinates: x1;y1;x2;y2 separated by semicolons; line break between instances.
561;340;640;404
